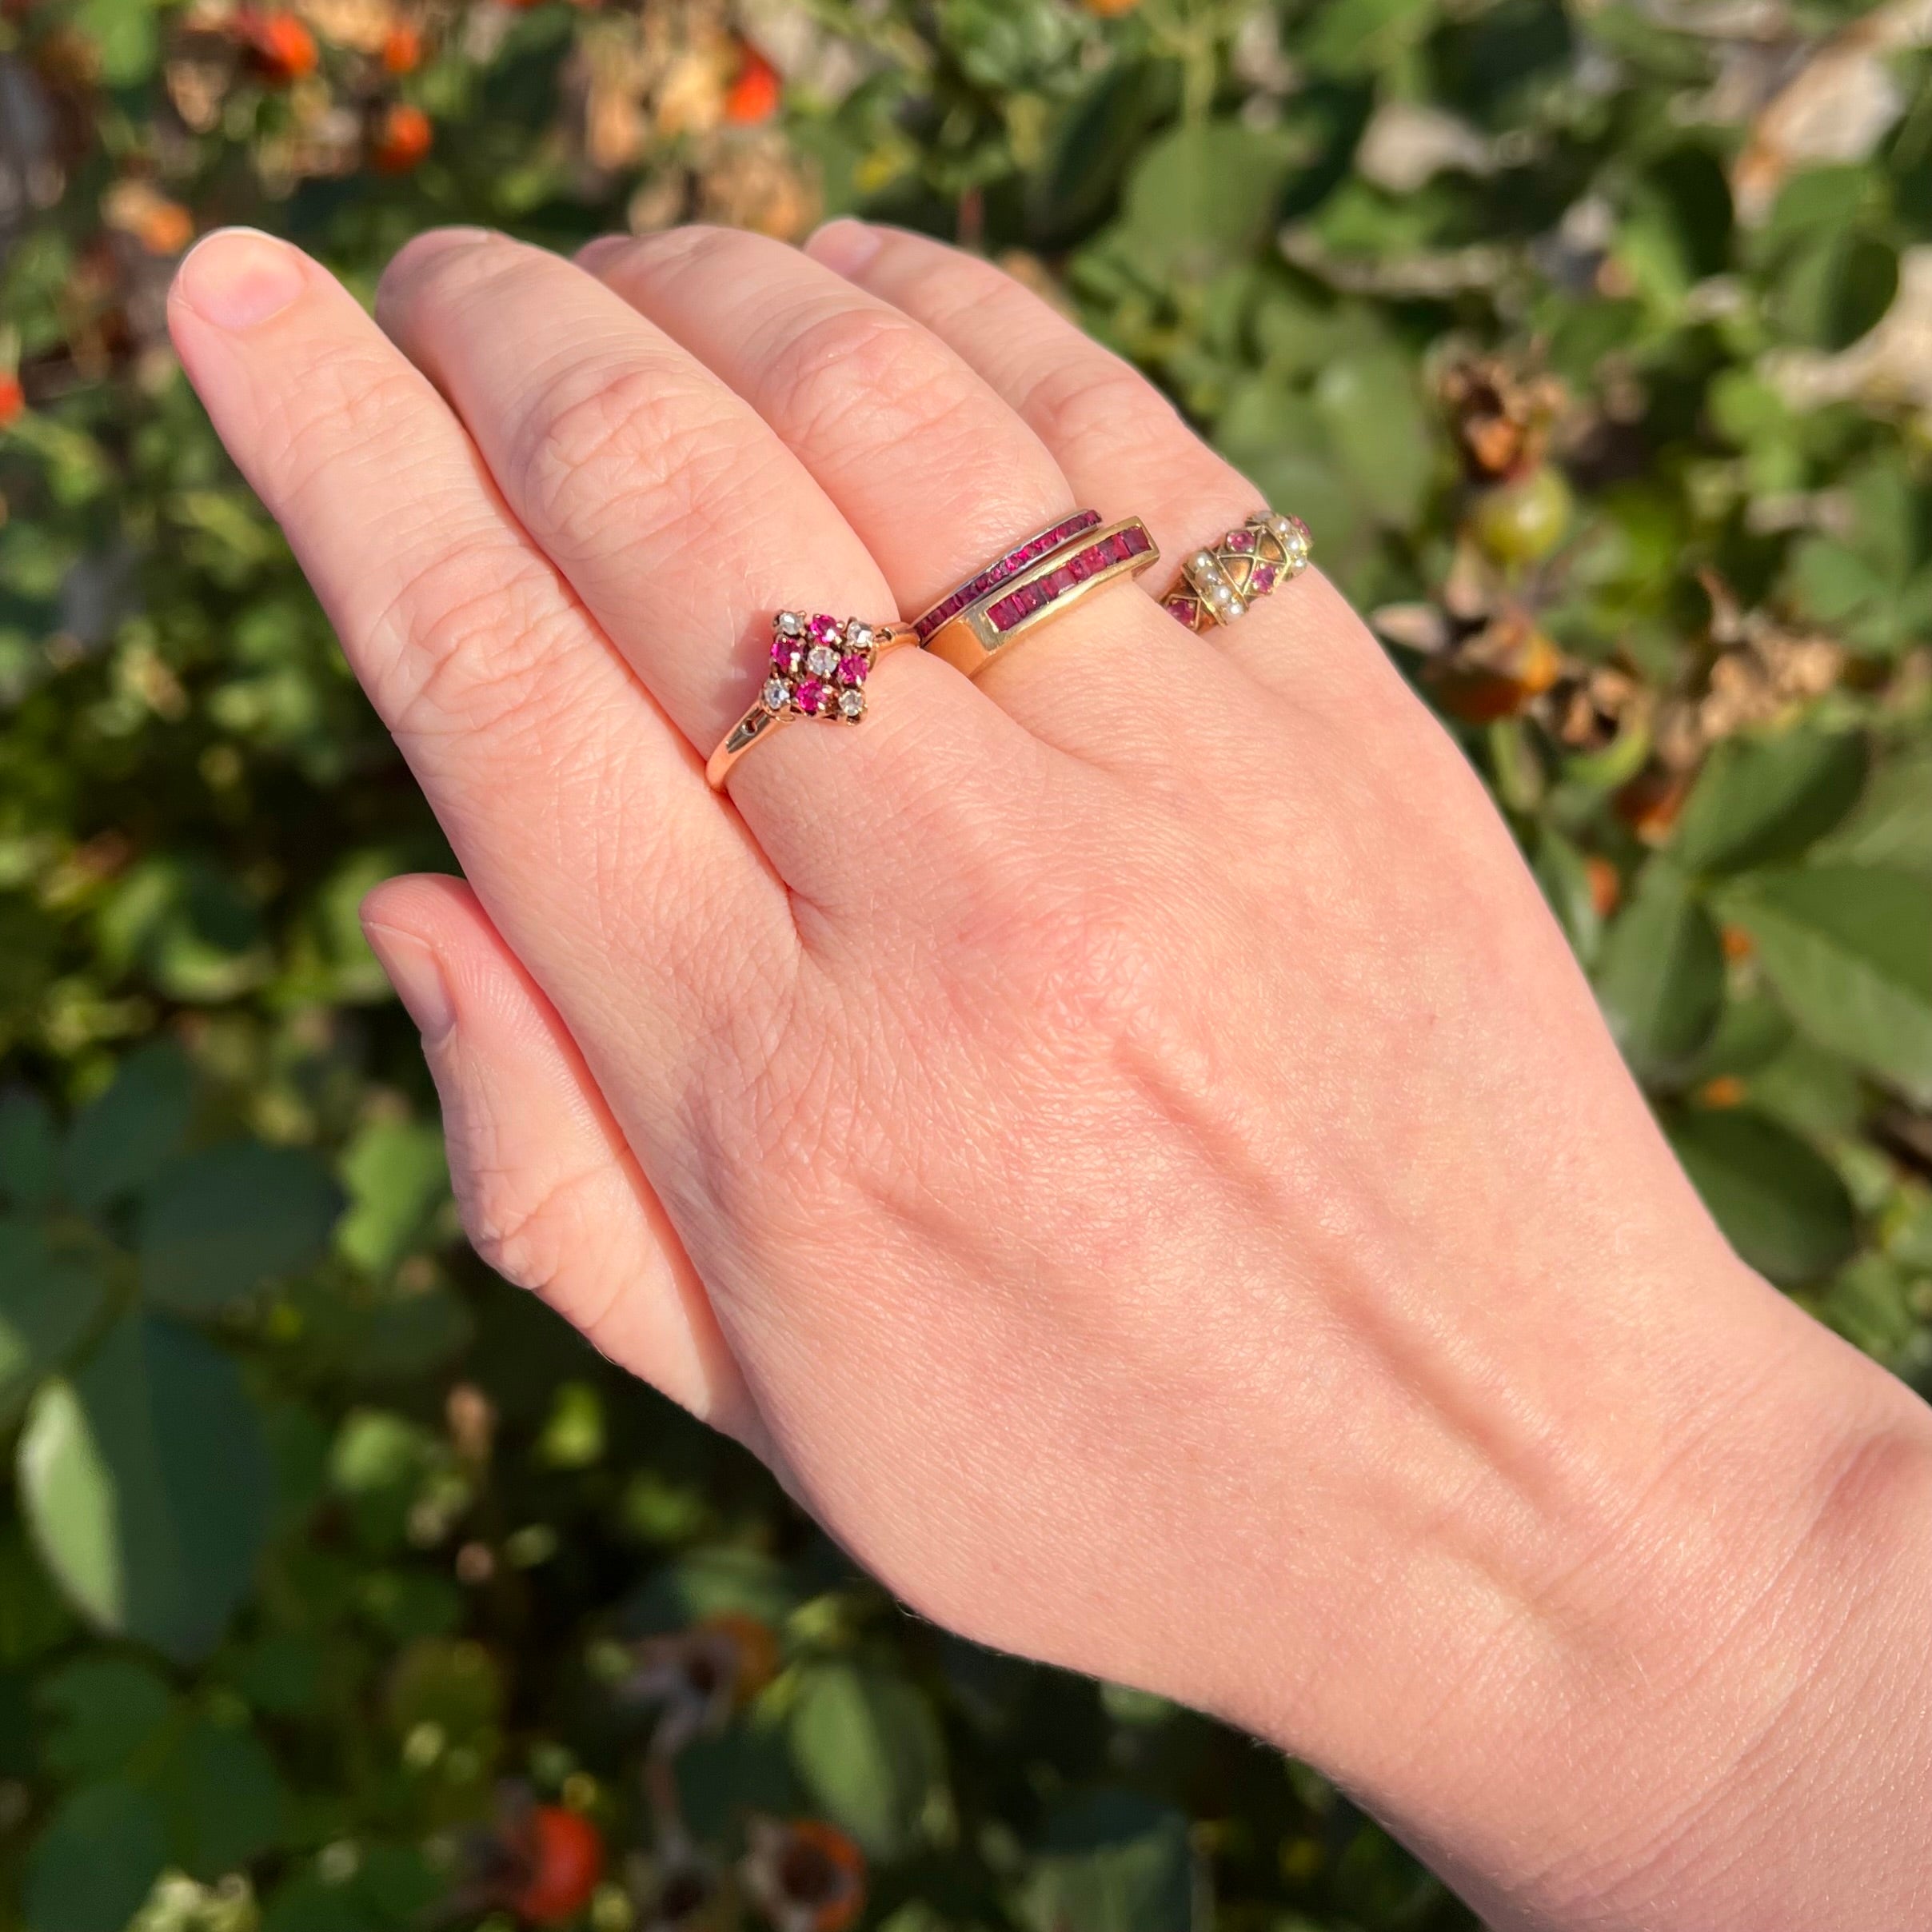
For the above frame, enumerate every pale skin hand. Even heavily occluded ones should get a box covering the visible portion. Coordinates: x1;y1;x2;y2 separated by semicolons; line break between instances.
168;218;1932;1930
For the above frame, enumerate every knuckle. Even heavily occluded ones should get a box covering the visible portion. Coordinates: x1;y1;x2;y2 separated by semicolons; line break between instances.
510;359;745;562
760;300;980;456
264;350;429;508
1021;351;1177;458
459;1149;613;1299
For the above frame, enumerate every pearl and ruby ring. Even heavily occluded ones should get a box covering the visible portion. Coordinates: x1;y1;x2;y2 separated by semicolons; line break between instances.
1160;512;1310;632
706;612;915;791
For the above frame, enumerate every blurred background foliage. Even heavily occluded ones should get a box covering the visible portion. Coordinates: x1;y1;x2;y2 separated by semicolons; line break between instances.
3;0;1932;1926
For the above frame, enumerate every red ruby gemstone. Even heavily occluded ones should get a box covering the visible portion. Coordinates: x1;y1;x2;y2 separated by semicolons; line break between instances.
838;653;867;684
1166;596;1200;625
1045;566;1076;596
1124;526;1150;555
796;678;824;713
1251;564;1276;594
1067;552;1091;581
808;614;839;645
1227;529;1255;553
770;637;794;666
988;594;1025;632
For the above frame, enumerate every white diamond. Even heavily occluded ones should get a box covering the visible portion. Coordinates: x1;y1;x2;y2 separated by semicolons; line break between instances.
763;678;790;709
776;611;802;636
806;644;838;677
838;689;864;718
848;623;873;649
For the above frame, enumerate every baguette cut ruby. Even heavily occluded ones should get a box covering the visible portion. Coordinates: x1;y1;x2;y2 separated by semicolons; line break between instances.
988;593;1025;631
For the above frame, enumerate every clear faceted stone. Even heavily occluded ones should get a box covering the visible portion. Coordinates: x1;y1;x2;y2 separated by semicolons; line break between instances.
807;644;839;677
763;678;791;710
838;689;864;718
848;623;873;649
776;611;802;636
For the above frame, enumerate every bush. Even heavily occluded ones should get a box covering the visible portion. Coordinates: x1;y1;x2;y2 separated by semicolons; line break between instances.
2;1;1930;1927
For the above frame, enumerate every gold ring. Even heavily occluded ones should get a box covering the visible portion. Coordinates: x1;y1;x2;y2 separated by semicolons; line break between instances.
706;611;916;791
911;510;1104;644
1160;513;1311;631
921;517;1158;678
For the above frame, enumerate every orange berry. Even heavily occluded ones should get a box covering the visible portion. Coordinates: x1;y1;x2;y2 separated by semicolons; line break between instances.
137;198;194;254
1720;924;1755;963
1697;1076;1746;1109
1083;0;1142;13
724;42;780;125
509;1807;603;1926
1613;768;1690;844
380;22;421;72
240;11;318;82
1585;855;1620;920
0;377;23;428
371;102;432;173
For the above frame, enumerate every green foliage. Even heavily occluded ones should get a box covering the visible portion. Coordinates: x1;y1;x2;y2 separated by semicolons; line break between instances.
3;0;1932;1928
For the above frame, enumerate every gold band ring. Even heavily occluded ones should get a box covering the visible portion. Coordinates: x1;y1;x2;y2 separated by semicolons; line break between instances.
706;611;916;791
1160;513;1311;631
922;517;1159;678
911;510;1104;644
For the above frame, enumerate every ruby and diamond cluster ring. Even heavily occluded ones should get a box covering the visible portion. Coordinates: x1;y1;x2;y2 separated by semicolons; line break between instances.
706;506;1311;788
763;609;884;724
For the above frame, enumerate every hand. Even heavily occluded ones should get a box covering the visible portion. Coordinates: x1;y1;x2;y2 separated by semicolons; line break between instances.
170;218;1932;1930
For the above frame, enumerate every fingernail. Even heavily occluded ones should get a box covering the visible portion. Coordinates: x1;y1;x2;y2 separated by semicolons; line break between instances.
361;921;457;1046
806;218;882;278
576;234;630;273
174;228;307;330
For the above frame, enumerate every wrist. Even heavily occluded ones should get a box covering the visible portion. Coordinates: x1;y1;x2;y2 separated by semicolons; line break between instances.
1220;1261;1932;1930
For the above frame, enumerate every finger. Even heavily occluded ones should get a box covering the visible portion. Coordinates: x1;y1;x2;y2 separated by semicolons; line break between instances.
373;230;1038;904
804;221;1396;717
167;230;799;1141
580;225;1235;770
361;874;763;1450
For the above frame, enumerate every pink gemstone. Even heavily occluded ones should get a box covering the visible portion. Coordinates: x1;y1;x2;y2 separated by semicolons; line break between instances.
808;614;839;644
1227;529;1255;553
988;593;1026;632
838;653;867;684
770;636;794;666
1014;583;1044;613
1102;537;1128;565
796;678;824;713
1251;564;1276;594
1044;566;1076;597
1167;596;1200;625
1067;552;1091;581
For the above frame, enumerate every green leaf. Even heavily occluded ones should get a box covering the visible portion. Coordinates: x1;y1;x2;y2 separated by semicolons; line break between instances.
38;1657;175;1778
139;1143;341;1314
1672;729;1866;875
154;1717;289;1877
1533;827;1605;964
1669;1108;1857;1287
1015;1791;1196;1932
1595;864;1724;1078
1118;123;1294;280
63;1044;194;1212
0;1088;58;1208
1722;867;1932;1104
335;1120;449;1275
1030;60;1176;245
1312;348;1435;530
1814;748;1932;876
23;1781;169;1932
0;1219;107;1426
17;1312;272;1662
788;1663;944;1861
